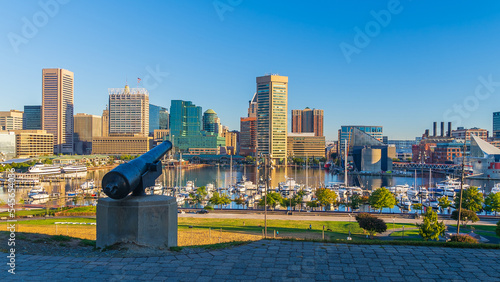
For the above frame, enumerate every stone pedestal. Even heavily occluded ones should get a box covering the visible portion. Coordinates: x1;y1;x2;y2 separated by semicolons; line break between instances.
96;195;177;248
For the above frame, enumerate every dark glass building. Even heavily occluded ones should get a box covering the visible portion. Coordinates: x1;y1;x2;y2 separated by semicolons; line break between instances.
23;105;42;130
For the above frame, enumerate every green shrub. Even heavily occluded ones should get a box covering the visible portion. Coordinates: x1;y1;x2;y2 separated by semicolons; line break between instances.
449;234;478;244
355;213;387;238
203;205;214;210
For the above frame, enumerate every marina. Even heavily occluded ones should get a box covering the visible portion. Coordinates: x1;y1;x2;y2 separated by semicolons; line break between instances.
1;165;499;214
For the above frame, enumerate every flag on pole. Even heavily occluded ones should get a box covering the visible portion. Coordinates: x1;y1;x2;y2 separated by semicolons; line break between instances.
137;78;141;84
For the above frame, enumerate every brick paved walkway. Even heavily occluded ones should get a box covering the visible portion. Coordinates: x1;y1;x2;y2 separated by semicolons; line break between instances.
3;240;500;281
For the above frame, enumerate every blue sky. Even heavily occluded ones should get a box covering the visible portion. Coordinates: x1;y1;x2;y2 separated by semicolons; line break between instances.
2;0;500;141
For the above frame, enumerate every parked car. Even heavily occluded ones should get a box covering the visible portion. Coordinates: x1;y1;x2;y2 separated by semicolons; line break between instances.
196;210;209;214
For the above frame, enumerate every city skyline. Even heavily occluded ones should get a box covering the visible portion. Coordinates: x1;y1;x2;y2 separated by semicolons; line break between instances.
3;1;500;140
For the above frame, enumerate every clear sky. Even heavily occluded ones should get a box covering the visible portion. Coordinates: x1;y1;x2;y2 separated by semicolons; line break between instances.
2;0;500;141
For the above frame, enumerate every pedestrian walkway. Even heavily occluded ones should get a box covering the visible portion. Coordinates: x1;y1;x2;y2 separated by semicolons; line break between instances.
4;240;500;281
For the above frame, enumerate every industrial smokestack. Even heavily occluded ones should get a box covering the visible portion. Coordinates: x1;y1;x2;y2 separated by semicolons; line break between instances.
447;122;452;137
433;122;437;137
441;122;444;137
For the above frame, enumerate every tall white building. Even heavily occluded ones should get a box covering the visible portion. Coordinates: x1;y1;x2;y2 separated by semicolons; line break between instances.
256;74;288;164
42;68;74;154
108;85;149;136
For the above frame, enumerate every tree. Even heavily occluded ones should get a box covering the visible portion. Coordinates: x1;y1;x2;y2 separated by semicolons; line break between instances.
454;186;484;212
368;187;396;213
412;203;423;212
258;192;283;210
347;194;362;211
306;200;319;210
438;196;451;211
233;196;246;208
190;186;207;204
315;188;337;209
417;209;446;241
484;193;500;216
450;209;479;227
245;156;255;163
355;213;387;238
209;192;231;209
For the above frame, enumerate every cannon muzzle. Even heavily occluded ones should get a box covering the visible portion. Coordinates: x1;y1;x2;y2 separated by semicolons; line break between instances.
102;140;172;199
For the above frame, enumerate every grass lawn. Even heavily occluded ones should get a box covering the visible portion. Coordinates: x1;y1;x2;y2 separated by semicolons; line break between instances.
449;225;497;232
16;218;96;226
63;206;96;213
178;218;416;241
0;209;47;217
390;229;420;237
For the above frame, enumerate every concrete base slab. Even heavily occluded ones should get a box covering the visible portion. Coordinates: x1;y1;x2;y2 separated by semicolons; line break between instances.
96;195;177;248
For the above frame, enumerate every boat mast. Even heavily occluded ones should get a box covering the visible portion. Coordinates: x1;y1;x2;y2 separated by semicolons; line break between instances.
306;153;308;189
344;141;348;187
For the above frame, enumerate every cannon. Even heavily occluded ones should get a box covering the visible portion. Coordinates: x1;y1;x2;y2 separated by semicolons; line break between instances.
102;140;172;199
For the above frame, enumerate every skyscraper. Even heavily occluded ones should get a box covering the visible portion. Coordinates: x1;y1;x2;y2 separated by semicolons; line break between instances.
256;74;288;164
108;85;149;136
42;68;74;154
169;100;225;152
494;112;500;139
203;109;220;135
170;100;202;137
23;105;41;130
149;104;169;134
291;107;324;136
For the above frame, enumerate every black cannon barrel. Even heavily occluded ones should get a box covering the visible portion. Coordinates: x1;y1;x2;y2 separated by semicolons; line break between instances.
102;140;172;199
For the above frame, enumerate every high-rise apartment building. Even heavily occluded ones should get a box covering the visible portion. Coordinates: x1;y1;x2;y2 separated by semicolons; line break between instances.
256;74;288;164
74;113;102;154
0;110;23;131
109;85;149;136
149;104;169;134
494;112;500;139
23;105;41;130
291;107;323;136
42;68;74;154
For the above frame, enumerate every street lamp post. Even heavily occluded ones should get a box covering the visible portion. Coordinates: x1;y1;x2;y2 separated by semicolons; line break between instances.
347;213;352;240
457;132;467;235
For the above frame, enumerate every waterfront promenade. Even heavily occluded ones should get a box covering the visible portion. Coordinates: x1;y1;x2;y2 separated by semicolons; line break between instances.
4;240;500;281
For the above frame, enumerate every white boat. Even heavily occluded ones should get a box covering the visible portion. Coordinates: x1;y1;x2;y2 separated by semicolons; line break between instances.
28;164;61;175
61;165;87;173
388;184;410;194
206;183;215;192
235;183;246;193
398;195;412;208
81;180;95;190
184;181;194;192
490;183;500;194
30;191;49;200
279;178;301;194
29;186;44;194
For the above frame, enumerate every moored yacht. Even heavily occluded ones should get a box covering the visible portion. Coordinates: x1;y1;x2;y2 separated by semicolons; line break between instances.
28;164;61;175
